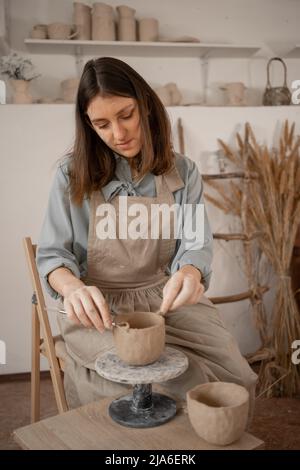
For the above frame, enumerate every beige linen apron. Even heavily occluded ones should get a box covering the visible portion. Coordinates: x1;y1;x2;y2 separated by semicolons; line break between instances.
57;164;257;418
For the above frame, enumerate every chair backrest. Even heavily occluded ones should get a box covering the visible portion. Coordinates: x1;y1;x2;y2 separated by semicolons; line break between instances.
23;237;67;413
23;237;55;345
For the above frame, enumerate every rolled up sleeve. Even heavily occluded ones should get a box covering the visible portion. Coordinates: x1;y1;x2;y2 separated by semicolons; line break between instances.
36;163;80;300
170;160;213;291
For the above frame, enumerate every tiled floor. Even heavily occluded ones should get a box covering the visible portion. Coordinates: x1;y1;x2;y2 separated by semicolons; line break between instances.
0;374;299;450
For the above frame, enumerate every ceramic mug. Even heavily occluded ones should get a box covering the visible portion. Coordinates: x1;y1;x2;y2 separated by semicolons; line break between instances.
47;23;78;40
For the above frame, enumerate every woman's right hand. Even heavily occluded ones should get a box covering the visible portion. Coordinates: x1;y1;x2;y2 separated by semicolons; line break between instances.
62;281;112;333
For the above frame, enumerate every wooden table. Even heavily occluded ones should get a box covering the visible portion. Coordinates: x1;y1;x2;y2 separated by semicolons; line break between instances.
13;397;264;450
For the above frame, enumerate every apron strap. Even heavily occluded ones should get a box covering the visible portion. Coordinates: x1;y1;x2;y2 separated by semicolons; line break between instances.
155;162;185;198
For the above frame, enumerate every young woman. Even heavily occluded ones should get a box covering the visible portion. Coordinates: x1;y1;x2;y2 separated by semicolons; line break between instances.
37;57;257;413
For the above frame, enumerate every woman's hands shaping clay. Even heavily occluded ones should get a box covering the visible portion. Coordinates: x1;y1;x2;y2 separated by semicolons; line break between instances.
63;282;112;333
160;265;205;314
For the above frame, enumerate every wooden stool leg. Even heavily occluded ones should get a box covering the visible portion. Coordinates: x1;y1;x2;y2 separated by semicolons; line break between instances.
31;303;40;423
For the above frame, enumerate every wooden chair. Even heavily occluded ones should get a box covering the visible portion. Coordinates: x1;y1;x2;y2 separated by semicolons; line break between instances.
23;237;68;423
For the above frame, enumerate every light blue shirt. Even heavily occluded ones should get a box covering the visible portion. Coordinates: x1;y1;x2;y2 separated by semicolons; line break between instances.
37;152;213;299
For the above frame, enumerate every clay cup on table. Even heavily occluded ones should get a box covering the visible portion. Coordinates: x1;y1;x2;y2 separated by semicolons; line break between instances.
113;311;165;366
186;382;249;446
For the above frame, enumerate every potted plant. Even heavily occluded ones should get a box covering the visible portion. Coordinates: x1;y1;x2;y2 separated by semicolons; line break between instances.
0;52;40;103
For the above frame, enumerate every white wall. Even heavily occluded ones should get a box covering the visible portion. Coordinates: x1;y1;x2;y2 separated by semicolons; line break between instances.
2;0;300;104
0;104;299;374
1;0;300;374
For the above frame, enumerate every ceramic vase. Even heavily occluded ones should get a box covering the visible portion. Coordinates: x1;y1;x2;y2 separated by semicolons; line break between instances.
138;18;159;41
61;78;80;103
10;79;33;104
154;85;172;106
73;2;92;40
116;5;136;41
165;82;182;105
92;2;115;40
220;82;246;106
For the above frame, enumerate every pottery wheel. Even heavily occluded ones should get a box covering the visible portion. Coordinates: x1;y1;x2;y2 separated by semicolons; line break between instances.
95;346;188;384
95;347;188;428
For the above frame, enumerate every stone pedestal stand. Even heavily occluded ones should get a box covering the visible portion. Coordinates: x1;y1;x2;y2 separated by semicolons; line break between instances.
95;346;188;428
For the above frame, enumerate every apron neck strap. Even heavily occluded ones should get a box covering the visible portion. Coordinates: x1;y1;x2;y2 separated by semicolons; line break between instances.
155;162;185;197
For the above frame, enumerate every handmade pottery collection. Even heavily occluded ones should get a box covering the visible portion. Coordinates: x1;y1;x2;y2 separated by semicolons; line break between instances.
186;382;249;445
113;311;165;366
30;3;160;43
27;4;251;108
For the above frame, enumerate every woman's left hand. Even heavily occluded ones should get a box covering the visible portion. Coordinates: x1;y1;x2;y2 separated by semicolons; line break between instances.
160;265;205;314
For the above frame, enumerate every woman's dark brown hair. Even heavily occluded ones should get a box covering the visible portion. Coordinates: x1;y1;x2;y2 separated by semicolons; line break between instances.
69;56;174;205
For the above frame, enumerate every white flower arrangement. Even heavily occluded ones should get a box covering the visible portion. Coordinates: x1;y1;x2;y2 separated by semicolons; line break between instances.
0;52;40;81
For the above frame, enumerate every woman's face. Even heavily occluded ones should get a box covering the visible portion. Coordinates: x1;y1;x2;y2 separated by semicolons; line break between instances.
86;94;143;159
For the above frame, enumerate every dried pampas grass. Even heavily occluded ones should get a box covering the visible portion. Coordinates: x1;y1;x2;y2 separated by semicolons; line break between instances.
206;120;300;397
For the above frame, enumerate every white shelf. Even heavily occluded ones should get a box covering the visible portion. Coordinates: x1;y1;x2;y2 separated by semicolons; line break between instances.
285;45;300;58
24;39;260;58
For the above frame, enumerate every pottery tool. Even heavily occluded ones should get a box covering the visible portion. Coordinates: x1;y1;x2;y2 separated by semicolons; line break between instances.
44;307;128;328
95;347;188;428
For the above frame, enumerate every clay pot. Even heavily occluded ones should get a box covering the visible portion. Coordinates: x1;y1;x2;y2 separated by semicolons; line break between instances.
113;311;165;366
165;82;182;105
30;29;47;39
154;86;172;106
73;2;92;40
138;18;159;42
61;78;80;103
154;83;182;106
220;82;247;106
10;79;33;104
30;24;48;39
186;382;249;445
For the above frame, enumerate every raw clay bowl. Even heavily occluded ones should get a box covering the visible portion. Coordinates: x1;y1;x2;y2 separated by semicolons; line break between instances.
113;311;165;366
186;382;249;445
